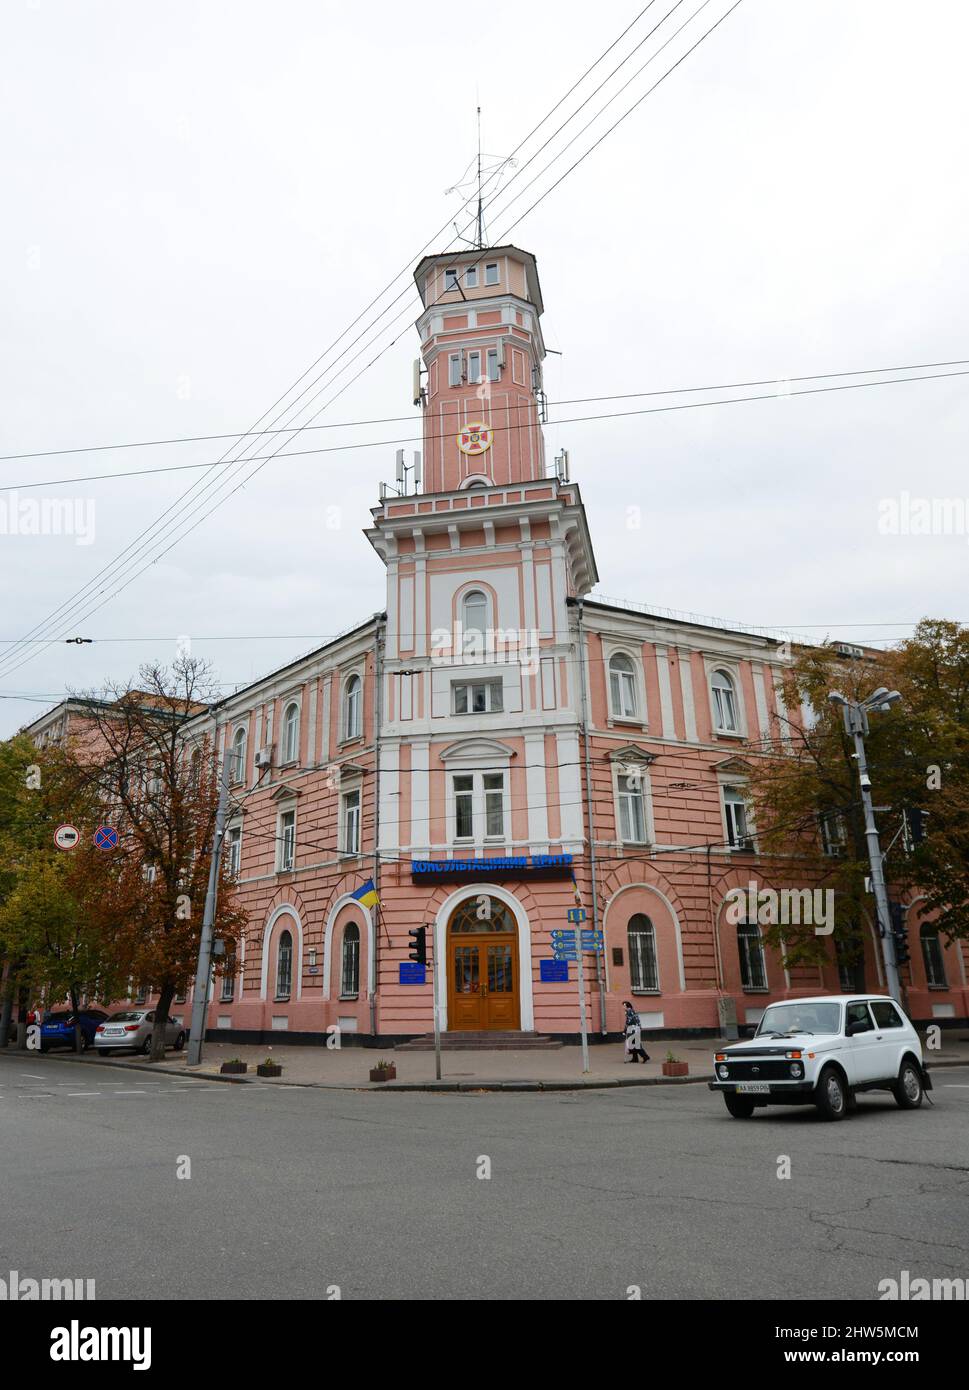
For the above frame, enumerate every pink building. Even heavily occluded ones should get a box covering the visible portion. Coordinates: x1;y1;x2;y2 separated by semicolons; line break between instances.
26;245;969;1042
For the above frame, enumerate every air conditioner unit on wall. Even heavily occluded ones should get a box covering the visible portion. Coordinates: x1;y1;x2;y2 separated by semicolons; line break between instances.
254;747;273;768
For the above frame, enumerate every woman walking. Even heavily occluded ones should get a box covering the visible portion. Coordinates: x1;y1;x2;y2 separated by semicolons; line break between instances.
623;1000;650;1064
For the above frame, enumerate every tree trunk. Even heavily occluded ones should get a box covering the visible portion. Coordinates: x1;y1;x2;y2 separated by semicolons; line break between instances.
0;963;12;1049
16;985;30;1050
150;981;176;1063
69;984;82;1054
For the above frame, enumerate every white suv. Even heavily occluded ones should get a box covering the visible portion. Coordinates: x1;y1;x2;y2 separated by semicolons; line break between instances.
708;995;931;1121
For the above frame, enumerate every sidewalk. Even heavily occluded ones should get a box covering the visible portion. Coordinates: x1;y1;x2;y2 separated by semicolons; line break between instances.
11;1034;969;1091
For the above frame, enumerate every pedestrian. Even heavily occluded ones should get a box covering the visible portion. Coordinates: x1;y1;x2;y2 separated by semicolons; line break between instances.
623;1000;649;1064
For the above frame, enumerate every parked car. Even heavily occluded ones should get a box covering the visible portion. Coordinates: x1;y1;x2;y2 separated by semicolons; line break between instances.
93;1009;186;1055
40;1008;110;1052
708;994;931;1121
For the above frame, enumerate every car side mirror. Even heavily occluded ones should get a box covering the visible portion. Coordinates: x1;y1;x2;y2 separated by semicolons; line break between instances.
845;1019;864;1037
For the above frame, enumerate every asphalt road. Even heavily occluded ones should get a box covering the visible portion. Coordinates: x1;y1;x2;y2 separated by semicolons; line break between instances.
2;1052;968;1301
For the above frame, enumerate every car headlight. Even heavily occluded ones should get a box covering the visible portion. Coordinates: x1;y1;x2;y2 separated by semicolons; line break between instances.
789;1062;803;1078
717;1064;729;1079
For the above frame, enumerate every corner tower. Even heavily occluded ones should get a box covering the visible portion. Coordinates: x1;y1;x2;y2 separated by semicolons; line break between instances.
413;245;548;491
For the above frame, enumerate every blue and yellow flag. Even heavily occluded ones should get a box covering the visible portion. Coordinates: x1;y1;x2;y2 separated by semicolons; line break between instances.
352;878;379;909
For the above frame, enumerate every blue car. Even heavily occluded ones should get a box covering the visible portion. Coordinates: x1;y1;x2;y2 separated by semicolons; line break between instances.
40;1008;110;1052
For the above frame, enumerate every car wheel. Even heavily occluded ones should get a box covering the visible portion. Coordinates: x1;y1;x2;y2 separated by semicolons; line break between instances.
140;1034;152;1055
173;1032;185;1051
723;1092;756;1119
892;1059;924;1110
815;1066;848;1121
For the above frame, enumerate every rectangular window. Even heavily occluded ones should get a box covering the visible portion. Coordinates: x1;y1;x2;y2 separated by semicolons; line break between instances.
451;771;506;843
445;268;459;291
342;788;361;855
449;354;462;387
617;773;647;844
738;925;767;990
465;265;478;288
220;970;234;1003
486;347;500;381
226;825;242;878
467;350;481;383
820;811;847;856
278;809;295;872
341;938;360;998
484;262;499;285
452;680;503;714
629;926;659;992
723;786;753;850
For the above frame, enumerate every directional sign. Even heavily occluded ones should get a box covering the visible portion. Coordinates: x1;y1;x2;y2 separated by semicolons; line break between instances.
54;824;80;851
553;949;578;962
93;825;119;851
567;908;587;924
551;929;576;942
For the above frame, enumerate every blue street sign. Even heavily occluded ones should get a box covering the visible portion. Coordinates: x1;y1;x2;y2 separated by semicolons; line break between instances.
93;825;119;850
399;963;426;984
567;908;587;924
553;949;578;962
550;929;576;941
540;960;569;982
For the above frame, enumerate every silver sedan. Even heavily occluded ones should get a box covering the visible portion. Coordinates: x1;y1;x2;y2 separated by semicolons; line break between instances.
93;1009;186;1055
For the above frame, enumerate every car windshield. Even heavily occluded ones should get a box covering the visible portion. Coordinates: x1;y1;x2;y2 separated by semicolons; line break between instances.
106;1011;146;1023
44;1013;71;1024
755;1003;841;1037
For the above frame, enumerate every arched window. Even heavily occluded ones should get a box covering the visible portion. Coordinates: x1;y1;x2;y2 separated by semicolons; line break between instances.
276;929;293;999
448;897;516;933
711;669;739;733
344;674;362;741
283;700;300;763
737;918;767;990
341;923;360;998
462;590;488;636
231;726;247;783
609;653;638;719
628;914;659;991
920;923;946;988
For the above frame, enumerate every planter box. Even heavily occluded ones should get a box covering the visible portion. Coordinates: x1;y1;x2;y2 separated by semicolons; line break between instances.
220;1061;248;1075
369;1065;397;1083
256;1063;282;1078
662;1061;689;1077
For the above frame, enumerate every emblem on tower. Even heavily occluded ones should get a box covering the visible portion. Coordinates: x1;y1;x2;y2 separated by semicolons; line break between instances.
457;421;493;456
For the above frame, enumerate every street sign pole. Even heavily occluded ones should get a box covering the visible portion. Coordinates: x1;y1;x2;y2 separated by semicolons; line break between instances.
432;932;442;1082
575;939;590;1074
188;737;230;1068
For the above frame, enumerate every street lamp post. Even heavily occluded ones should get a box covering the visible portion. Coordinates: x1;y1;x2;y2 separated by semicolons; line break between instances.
828;687;903;1003
187;729;231;1067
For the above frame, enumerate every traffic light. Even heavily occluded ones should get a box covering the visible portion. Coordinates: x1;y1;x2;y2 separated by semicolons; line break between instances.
889;901;911;967
408;925;427;967
904;808;928;847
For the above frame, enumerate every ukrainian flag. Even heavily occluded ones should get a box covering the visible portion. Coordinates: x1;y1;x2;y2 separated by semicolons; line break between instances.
352;878;379;909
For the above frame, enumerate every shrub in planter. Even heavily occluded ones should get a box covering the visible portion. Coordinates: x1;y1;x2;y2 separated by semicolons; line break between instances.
220;1059;248;1075
661;1051;689;1078
256;1057;282;1078
369;1059;397;1083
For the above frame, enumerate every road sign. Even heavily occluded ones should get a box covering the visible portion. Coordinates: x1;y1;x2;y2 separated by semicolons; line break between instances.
93;825;119;850
567;908;587;924
540;960;569;982
550;929;576;942
552;949;578;962
54;824;80;851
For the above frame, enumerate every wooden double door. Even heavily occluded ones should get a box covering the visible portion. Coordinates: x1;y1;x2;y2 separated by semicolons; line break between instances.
448;933;520;1032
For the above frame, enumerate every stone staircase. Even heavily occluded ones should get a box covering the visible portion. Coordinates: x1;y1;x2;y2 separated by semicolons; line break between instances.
395;1030;564;1051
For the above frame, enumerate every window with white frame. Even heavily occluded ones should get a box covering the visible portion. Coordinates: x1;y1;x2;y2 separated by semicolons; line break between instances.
617;766;648;844
282;700;300;763
134;984;148;1004
462;589;488;638
920;923;947;987
467;349;481;383
711;669;740;733
819;810;848;856
452;679;503;714
277;807;296;872
275;930;293;998
609;653;638;719
342;787;361;855
226;824;242;878
835;933;866;992
449;354;462;387
628;914;659;991
344;674;362;741
465;265;478;288
445;268;459;291
486;347;500;381
452;771;506;843
220;966;234;1002
341;922;360;998
737;918;768;990
484;262;499;285
722;784;753;850
231;725;247;783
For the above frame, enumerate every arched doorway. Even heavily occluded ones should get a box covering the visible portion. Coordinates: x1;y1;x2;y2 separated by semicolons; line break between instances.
447;893;520;1031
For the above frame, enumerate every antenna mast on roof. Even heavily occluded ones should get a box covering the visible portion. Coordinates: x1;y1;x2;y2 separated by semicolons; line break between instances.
444;108;517;250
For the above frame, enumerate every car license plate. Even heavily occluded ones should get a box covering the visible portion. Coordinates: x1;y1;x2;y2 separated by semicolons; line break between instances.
105;1029;123;1036
736;1082;770;1094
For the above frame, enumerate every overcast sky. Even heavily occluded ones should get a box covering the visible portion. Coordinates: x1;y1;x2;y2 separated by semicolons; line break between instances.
2;0;968;736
